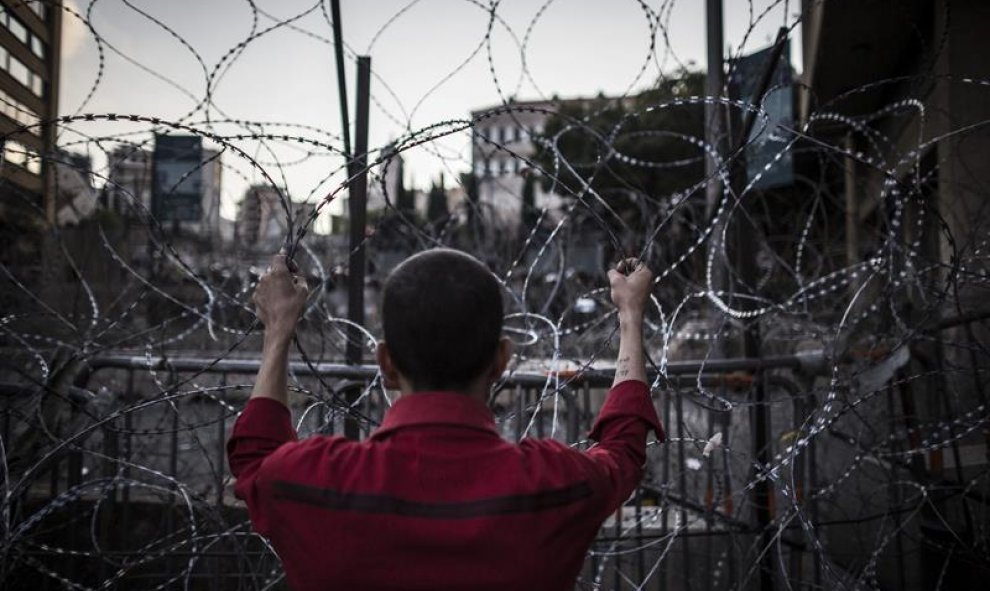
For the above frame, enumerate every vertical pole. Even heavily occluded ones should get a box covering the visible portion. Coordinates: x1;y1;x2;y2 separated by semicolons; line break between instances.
844;132;859;272
704;0;725;221
635;488;645;584
536;388;545;438
330;0;351;157
514;384;523;441
704;409;715;591
721;400;736;588
45;1;62;227
99;417;118;582
728;29;788;591
215;374;226;588
790;389;806;585
344;56;372;440
675;391;692;591
747;345;774;591
166;402;179;575
216;376;227;507
660;381;672;591
735;140;776;591
122;371;133;552
705;0;727;364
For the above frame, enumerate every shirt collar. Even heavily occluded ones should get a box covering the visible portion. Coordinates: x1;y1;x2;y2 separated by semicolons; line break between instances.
370;392;499;440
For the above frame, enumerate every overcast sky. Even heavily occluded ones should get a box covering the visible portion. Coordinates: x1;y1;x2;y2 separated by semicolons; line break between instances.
60;0;803;223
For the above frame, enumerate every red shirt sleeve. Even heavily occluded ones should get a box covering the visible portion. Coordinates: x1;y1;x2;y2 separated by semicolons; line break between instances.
584;379;664;515
226;397;297;535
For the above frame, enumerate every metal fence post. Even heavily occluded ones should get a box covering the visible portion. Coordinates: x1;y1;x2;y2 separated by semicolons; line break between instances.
344;55;372;440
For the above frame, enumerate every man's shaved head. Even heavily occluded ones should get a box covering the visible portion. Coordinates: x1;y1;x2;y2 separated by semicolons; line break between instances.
382;249;504;391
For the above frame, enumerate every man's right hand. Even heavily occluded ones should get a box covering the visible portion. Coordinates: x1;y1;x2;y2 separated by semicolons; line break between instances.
252;254;309;342
608;258;653;322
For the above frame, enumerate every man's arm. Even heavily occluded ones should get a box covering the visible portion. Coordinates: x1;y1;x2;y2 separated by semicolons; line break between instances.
611;259;650;388
583;260;663;514
226;254;308;532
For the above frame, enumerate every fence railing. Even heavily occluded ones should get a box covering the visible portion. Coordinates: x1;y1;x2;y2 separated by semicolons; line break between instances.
1;351;824;590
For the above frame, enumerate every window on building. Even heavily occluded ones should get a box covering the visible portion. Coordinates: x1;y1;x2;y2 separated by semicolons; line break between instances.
0;10;45;62
513;158;521;174
7;17;26;44
8;55;29;87
0;88;40;129
4;141;24;167
499;126;507;144
30;2;45;20
0;49;43;97
26;153;40;174
498;158;508;175
4;139;41;175
0;49;39;97
513;126;521;142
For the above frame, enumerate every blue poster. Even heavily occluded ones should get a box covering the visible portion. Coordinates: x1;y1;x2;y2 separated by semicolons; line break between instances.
152;135;203;222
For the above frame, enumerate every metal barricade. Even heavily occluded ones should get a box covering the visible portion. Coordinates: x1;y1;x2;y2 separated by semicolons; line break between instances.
0;352;820;590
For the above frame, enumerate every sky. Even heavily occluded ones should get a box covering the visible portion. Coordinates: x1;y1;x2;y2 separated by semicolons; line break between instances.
59;0;803;225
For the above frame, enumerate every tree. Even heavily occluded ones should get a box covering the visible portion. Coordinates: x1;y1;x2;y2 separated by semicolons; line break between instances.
519;171;539;240
396;180;415;216
426;176;448;228
533;69;707;244
462;172;480;227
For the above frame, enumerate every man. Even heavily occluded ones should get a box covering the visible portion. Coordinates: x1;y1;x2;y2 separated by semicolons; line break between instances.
228;249;663;591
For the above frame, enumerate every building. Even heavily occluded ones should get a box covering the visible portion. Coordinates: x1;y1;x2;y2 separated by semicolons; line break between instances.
236;184;279;246
366;141;404;212
801;1;990;588
235;184;308;250
470;100;558;227
0;0;61;267
53;149;95;226
106;143;222;237
106;145;152;216
198;148;222;238
470;97;642;227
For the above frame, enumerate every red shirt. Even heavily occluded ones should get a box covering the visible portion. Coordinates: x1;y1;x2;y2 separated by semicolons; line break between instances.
227;380;663;591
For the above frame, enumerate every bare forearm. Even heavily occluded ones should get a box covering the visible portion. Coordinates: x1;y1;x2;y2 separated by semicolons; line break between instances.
250;332;291;406
613;312;647;387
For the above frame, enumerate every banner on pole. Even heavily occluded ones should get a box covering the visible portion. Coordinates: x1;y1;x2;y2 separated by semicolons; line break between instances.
731;41;795;190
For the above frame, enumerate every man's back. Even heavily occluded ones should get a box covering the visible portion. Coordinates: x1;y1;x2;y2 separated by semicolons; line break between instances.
234;250;660;590
229;384;661;591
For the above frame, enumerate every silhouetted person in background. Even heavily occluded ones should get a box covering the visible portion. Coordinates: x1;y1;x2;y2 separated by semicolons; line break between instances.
228;248;663;591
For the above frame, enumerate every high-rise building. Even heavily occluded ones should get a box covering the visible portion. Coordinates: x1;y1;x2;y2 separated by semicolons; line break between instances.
106;143;222;237
54;149;95;226
0;0;61;266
